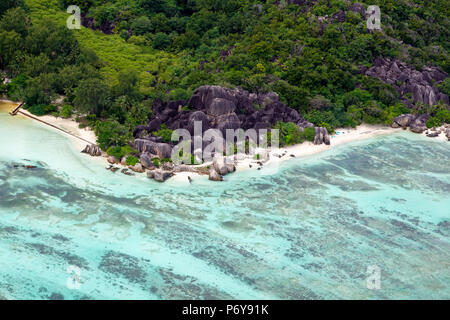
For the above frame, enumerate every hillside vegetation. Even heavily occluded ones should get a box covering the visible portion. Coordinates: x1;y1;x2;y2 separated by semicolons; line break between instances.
1;0;448;150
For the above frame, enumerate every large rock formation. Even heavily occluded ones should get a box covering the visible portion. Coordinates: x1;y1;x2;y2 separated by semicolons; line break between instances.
130;85;333;169
392;114;415;128
409;114;430;133
140;153;156;169
392;114;430;133
81;144;102;157
148;169;173;182
365;57;448;108
313;127;330;145
133;86;316;140
132;140;172;159
213;157;235;176
209;168;223;181
129;163;145;173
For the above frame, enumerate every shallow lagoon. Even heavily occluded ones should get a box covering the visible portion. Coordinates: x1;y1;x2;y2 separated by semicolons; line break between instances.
0;103;449;299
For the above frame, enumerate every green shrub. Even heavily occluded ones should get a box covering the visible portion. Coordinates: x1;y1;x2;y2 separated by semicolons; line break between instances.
426;105;450;128
274;122;305;146
168;88;190;101
26;104;57;116
303;127;316;142
106;146;123;158
152;32;171;50
60;104;73;118
106;145;137;159
0;82;6;95
345;105;363;127
127;35;147;46
426;117;442;128
383;103;409;125
319;122;333;135
126;156;139;166
437;78;450;96
95;120;132;151
153;124;174;143
190;154;198;165
435;108;450;123
152;157;160;167
6;74;28;99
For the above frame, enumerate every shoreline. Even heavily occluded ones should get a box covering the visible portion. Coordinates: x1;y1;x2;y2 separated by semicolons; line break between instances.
232;124;398;177
172;123;448;182
170;124;402;182
17;109;97;150
2;99;447;183
0;100;97;150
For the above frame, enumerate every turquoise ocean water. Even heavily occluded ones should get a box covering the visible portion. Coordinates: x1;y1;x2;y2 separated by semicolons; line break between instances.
0;105;449;299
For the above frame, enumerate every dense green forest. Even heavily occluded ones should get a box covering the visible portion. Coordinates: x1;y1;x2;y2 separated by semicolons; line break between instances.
0;0;449;150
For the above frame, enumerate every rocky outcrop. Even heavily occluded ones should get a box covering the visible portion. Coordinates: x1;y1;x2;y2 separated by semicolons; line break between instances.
209;169;223;181
313;127;330;145
81;144;102;157
173;165;196;173
215;157;236;175
207;98;236;116
132;140;173;159
392;114;430;133
348;3;366;15
147;169;173;182
81;13;115;34
107;156;120;164
129;163;145;173
129;85;330;178
365;57;448;108
140;153;156;169
315;3;367;27
152;169;173;182
410;114;430;133
187;111;210;134
392;114;415;128
213;157;229;176
134;85;315;142
133;125;151;139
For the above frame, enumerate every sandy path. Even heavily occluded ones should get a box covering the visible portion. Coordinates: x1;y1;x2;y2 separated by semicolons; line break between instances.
17;109;97;150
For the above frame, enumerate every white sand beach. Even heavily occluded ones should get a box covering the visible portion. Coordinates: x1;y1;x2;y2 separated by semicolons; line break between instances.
0;100;97;150
172;124;402;183
232;124;399;173
18;109;97;150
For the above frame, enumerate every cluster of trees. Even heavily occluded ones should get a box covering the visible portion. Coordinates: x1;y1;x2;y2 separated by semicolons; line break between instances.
1;0;449;152
275;122;316;146
0;0;150;150
425;103;450;128
59;0;247;51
